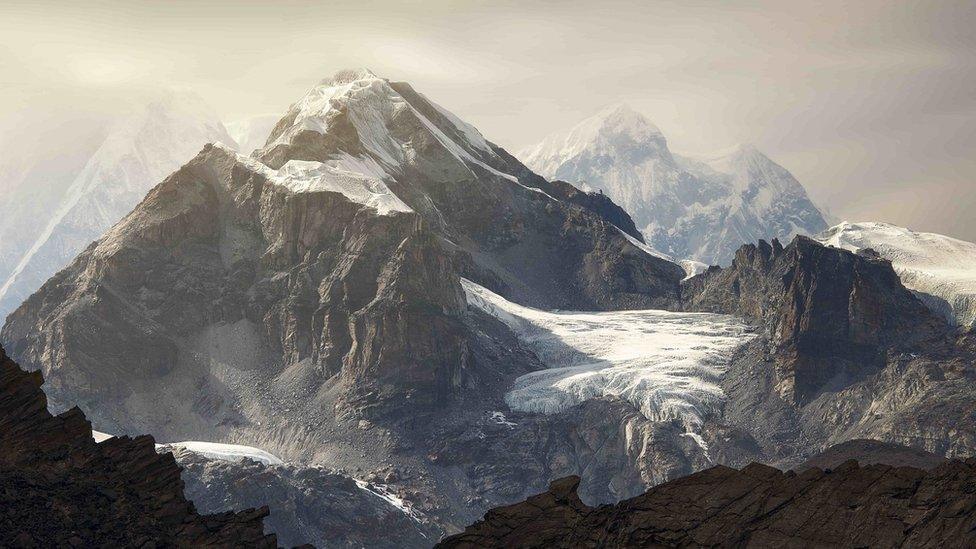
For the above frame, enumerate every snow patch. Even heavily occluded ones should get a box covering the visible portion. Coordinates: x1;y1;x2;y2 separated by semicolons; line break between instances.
92;430;114;443
354;479;425;526
158;441;284;466
213;143;412;216
487;411;518;429
461;279;754;431
615;227;709;279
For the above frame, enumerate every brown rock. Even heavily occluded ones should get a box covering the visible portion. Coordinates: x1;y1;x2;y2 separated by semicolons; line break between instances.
440;459;976;548
0;345;276;548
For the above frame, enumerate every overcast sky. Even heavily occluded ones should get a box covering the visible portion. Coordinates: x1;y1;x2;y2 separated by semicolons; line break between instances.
2;0;974;239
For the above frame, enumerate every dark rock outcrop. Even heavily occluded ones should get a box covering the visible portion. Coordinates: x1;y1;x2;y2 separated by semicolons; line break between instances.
0;345;276;548
440;459;976;548
684;235;946;405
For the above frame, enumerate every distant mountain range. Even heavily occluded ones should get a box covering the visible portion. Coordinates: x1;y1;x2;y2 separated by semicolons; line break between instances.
519;104;829;265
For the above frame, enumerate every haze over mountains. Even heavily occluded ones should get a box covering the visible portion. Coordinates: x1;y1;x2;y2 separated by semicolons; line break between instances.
2;68;975;546
519;104;829;265
0;89;235;322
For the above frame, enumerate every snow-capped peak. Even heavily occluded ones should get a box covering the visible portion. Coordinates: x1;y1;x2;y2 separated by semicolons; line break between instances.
588;102;664;139
262;68;525;196
519;103;667;177
518;108;827;266
0;89;235;321
316;67;380;87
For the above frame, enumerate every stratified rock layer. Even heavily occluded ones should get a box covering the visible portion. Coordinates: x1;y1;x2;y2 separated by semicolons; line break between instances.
0;345;276;548
440;459;976;548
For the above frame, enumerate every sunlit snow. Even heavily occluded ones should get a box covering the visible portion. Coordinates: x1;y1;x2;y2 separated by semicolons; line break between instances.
462;279;754;430
212;143;412;216
354;479;425;525
159;440;284;466
91;430;284;466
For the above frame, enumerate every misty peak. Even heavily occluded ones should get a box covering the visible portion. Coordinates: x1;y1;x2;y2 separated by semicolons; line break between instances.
317;68;381;87
592;103;663;137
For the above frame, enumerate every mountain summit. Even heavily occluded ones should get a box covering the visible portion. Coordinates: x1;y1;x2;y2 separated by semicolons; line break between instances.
519;106;828;265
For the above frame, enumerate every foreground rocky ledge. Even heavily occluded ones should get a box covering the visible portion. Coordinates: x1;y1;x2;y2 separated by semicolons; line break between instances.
439;458;976;548
0;345;276;548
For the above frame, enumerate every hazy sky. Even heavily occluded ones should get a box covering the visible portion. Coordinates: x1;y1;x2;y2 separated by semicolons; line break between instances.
2;0;974;239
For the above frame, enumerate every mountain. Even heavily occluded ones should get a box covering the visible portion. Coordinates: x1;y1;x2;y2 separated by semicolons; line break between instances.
440;457;976;548
226;113;282;155
518;104;828;265
817;221;976;326
0;345;276;547
0;89;235;322
5;69;974;539
1;68;688;531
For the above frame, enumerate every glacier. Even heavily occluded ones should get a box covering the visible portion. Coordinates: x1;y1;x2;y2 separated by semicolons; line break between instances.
462;279;754;431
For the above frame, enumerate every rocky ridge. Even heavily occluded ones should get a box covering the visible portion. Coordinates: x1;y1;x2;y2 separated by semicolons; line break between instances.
817;221;976;326
683;236;976;467
439;458;976;548
0;345;276;547
173;447;438;547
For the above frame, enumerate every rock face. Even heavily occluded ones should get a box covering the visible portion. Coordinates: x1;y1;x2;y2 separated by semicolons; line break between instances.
440;459;976;548
173;447;438;548
817;221;976;326
519;104;828;265
0;345;276;547
0;89;235;323
683;235;945;405
681;236;976;468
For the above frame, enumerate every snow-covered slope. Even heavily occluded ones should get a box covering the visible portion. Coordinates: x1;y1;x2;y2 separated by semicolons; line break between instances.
462;279;754;431
817;222;976;326
92;430;285;466
158;440;285;466
214;143;412;215
226;113;281;155
0;89;234;321
519;105;827;266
